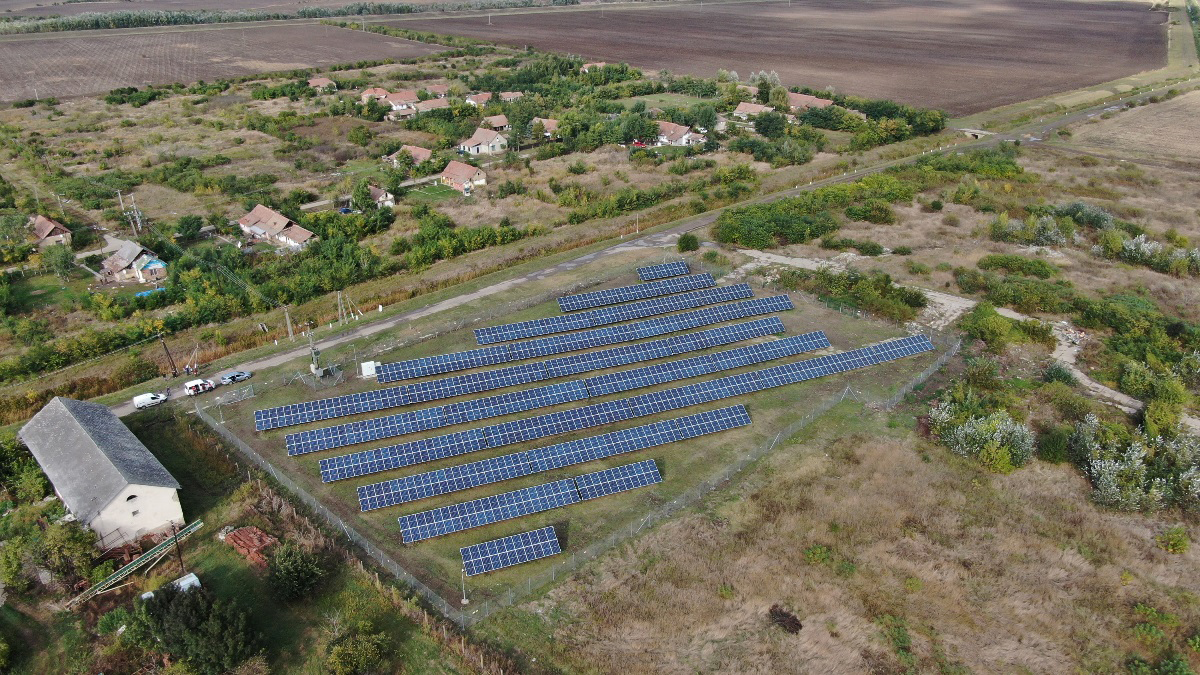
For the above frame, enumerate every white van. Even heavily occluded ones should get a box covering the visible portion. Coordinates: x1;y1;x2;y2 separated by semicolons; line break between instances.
133;392;168;409
183;379;215;396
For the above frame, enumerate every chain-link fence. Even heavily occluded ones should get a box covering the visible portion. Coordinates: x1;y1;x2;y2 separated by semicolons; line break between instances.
193;326;961;628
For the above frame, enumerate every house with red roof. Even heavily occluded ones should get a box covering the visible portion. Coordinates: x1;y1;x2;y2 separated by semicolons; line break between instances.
439;161;486;195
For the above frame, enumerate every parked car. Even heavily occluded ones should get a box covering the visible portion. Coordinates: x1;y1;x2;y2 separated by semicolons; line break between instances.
183;379;215;396
220;371;253;385
132;392;168;409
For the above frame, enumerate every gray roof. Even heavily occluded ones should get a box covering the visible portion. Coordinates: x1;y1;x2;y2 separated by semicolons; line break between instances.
18;397;180;524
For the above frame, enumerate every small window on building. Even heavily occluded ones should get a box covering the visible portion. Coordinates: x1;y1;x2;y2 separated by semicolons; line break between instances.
131;510;140;517
126;494;138;502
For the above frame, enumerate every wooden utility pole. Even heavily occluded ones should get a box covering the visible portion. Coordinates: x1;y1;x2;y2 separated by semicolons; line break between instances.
159;334;179;377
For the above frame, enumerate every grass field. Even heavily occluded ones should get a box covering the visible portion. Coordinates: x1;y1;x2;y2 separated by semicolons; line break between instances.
389;0;1168;116
212;252;938;607
408;183;462;202
1065;90;1200;164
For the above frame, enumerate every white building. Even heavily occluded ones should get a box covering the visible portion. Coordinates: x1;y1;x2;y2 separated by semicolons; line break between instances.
19;397;184;548
459;128;508;155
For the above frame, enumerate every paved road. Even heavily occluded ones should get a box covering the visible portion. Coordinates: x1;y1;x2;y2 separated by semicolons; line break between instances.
109;77;1199;417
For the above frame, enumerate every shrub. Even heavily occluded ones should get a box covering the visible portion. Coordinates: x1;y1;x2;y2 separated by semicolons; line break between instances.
845;198;896;224
1043;362;1078;386
906;261;931;275
930;199;944;211
566;160;589;175
97;607;132;635
977;254;1058;279
267;542;327;602
677;232;700;252
1156;526;1190;554
929;402;1035;473
1038;425;1073;463
128;586;257;675
893;245;913;255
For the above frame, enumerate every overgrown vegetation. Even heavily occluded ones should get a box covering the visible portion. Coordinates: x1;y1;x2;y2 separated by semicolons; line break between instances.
777;267;926;322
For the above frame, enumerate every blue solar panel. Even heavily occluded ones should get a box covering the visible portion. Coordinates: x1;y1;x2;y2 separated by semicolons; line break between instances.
475;284;753;345
574;459;663;500
373;295;794;383
297;330;823;457
357;405;750;511
637;261;690;281
461;526;561;576
558;274;714;312
398;478;579;543
327;335;933;483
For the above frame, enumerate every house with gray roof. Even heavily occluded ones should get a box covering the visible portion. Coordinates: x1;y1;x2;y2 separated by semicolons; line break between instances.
19;397;184;548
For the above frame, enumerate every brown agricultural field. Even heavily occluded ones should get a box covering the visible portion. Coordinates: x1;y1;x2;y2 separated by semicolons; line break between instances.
390;0;1167;116
0;0;448;18
1067;90;1200;165
0;22;444;102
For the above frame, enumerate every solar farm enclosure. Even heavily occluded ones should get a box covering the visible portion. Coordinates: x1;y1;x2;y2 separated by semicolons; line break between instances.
226;255;938;599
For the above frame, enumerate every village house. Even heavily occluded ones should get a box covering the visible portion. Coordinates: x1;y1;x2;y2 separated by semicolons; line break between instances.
368;185;395;208
424;83;450;98
28;214;71;249
439;160;486;195
787;91;835;112
532;117;560;137
19;397;185;548
102;239;166;283
459;127;508;155
387;144;433;167
656;120;706;147
360;87;389;103
732;101;773;120
384;89;420;111
499;91;523;103
237;204;315;251
482;114;510;131
465;92;493;106
308;77;337;91
414;98;450;113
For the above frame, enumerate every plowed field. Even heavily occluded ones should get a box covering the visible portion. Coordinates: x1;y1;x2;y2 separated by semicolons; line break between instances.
390;0;1167;115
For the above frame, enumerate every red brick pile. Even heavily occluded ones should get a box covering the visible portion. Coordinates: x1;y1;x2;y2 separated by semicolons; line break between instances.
225;526;277;568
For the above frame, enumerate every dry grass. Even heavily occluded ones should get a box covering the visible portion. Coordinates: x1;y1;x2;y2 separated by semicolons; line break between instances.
511;404;1200;673
1068;91;1200;165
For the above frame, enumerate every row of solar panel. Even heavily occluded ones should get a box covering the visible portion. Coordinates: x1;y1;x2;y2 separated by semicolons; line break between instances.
401;459;663;543
375;295;794;383
461;526;561;576
254;317;784;431
474;283;751;345
358;405;750;511
557;274;712;313
637;260;689;281
286;331;826;456
319;335;934;483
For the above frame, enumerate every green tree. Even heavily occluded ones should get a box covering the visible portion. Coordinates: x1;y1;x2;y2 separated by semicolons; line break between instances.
677;232;700;252
132;586;258;675
326;622;391;675
0;536;28;591
175;214;203;242
347;125;373;148
767;86;791;113
691;104;718;131
267;542;326;602
754;111;787;140
42;242;76;279
13;461;47;503
38;521;97;580
351;180;375;212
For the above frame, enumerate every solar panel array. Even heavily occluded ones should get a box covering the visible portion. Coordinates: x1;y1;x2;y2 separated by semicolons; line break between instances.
399;478;580;543
290;331;825;456
374;295;794;383
399;460;661;542
254;317;784;431
637;261;689;281
558;274;714;312
474;283;753;345
321;335;933;483
461;526;562;576
358;405;750;510
574;459;663;501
